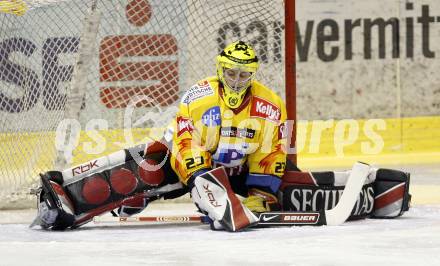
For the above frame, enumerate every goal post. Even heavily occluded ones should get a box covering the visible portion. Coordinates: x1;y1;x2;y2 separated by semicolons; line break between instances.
0;0;296;209
285;0;296;165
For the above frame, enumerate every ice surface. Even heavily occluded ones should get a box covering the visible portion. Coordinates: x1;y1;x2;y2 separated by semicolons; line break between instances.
0;203;439;266
0;163;439;266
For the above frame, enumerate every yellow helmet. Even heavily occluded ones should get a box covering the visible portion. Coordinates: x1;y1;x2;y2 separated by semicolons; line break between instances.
216;41;259;109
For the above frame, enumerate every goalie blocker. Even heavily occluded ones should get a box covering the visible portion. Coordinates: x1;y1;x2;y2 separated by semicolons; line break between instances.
190;167;258;231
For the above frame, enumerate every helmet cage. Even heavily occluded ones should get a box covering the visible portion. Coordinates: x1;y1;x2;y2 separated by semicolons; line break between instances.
215;41;259;109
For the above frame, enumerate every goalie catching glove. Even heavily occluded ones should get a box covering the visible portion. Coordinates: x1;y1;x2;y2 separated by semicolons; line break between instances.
242;173;282;213
242;188;279;213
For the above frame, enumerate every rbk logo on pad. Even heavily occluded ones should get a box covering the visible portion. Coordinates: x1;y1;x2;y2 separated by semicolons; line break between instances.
72;160;99;177
203;184;222;207
250;97;281;122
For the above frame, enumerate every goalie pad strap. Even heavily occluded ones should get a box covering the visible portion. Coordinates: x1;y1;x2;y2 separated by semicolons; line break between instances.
50;181;75;213
282;171;334;186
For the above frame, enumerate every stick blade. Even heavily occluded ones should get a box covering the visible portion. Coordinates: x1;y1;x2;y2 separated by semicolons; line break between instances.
325;162;371;225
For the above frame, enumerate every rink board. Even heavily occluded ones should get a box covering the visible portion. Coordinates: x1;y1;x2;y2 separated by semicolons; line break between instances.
0;116;438;171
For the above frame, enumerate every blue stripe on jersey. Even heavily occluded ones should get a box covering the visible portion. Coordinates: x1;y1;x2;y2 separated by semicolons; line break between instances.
246;173;281;193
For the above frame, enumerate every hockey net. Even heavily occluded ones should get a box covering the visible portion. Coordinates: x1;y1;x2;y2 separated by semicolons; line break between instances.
0;0;293;209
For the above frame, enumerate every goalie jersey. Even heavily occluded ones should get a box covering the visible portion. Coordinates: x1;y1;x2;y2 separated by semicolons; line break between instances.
169;76;287;185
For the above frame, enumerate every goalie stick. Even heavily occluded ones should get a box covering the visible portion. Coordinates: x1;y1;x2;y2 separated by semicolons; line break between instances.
92;212;323;227
93;215;211;224
258;162;370;226
93;162;371;227
257;162;371;226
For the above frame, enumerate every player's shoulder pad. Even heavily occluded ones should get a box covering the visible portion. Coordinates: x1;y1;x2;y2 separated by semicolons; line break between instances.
250;80;286;123
181;77;218;105
251;80;284;105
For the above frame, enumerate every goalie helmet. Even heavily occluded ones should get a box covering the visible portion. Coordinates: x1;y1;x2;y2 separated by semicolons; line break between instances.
216;41;259;109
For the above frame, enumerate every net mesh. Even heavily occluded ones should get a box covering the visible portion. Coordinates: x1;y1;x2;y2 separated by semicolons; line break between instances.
0;0;286;209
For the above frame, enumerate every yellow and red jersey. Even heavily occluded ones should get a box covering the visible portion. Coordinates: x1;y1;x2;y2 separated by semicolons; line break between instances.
169;76;287;185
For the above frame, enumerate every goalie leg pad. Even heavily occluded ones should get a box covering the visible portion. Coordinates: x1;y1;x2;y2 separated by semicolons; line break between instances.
191;167;258;232
280;167;411;220
32;142;188;228
66;148;177;210
280;170;376;220
372;168;411;218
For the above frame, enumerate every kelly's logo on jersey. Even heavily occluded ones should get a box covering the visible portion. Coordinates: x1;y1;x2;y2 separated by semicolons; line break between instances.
177;116;194;136
202;106;221;126
250;97;281;122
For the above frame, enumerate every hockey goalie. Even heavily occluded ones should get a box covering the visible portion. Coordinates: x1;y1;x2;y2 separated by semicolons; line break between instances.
31;41;411;231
